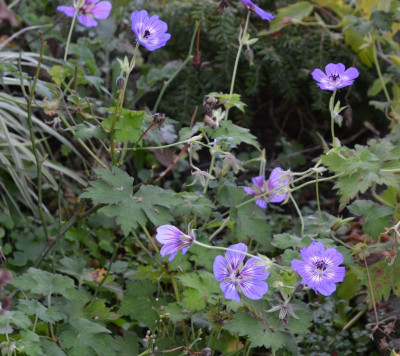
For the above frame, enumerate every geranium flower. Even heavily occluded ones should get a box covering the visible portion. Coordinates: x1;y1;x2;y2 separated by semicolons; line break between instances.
57;0;112;28
213;243;269;302
240;0;274;21
131;10;171;51
311;63;359;91
156;225;195;261
291;241;345;296
243;167;290;209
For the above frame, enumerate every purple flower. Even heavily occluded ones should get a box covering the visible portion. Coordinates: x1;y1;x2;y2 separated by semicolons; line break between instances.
213;243;269;302
57;0;112;28
243;167;289;209
311;63;359;91
240;0;274;21
291;241;345;296
156;225;195;262
131;10;171;51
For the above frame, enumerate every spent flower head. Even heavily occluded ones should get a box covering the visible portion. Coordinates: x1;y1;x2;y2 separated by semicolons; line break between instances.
213;243;269;302
311;63;359;91
189;170;215;187
222;154;242;174
57;0;112;27
240;0;274;21
243;167;290;209
131;10;171;51
156;225;195;261
291;241;345;296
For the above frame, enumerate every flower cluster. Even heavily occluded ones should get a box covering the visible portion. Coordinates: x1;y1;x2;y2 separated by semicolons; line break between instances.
58;3;171;51
243;167;290;209
156;223;346;300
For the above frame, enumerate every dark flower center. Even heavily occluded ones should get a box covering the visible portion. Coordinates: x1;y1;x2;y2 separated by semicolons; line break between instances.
315;260;327;271
143;30;151;39
234;269;241;278
329;74;340;82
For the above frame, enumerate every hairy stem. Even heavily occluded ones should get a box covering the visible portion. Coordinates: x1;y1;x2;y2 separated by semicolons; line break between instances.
289;194;304;237
362;248;379;325
203;150;216;194
315;171;323;223
110;42;140;165
141;225;159;253
64;6;79;61
329;90;337;147
225;11;251;121
171;275;189;345
372;39;391;104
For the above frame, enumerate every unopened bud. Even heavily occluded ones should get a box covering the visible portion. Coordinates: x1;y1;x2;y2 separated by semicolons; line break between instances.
202;347;212;356
151;113;166;129
333;110;343;126
281;17;292;25
294;282;304;293
116;77;125;91
245;49;254;65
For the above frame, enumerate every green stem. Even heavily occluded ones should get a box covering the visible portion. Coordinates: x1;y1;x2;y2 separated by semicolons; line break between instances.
91;235;128;301
26;39;50;240
259;149;266;176
381;168;400;172
289;194;304;237
203;170;343;230
59;114;107;168
110;42;140;165
32;314;39;333
141;225;159;253
331;234;353;249
208;217;230;241
121;137;200;151
152;22;198;113
371;182;395;209
64;5;79;61
225;11;251;121
194;240;258;259
315;171;323;223
171;275;189;345
289;172;344;194
203;150;216;194
329;90;337;147
372;39;391;103
137;350;151;356
131;230;163;268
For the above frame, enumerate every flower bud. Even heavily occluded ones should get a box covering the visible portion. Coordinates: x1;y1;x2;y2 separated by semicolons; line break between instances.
281;17;293;24
116;77;125;91
245;49;254;66
294;282;304;293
